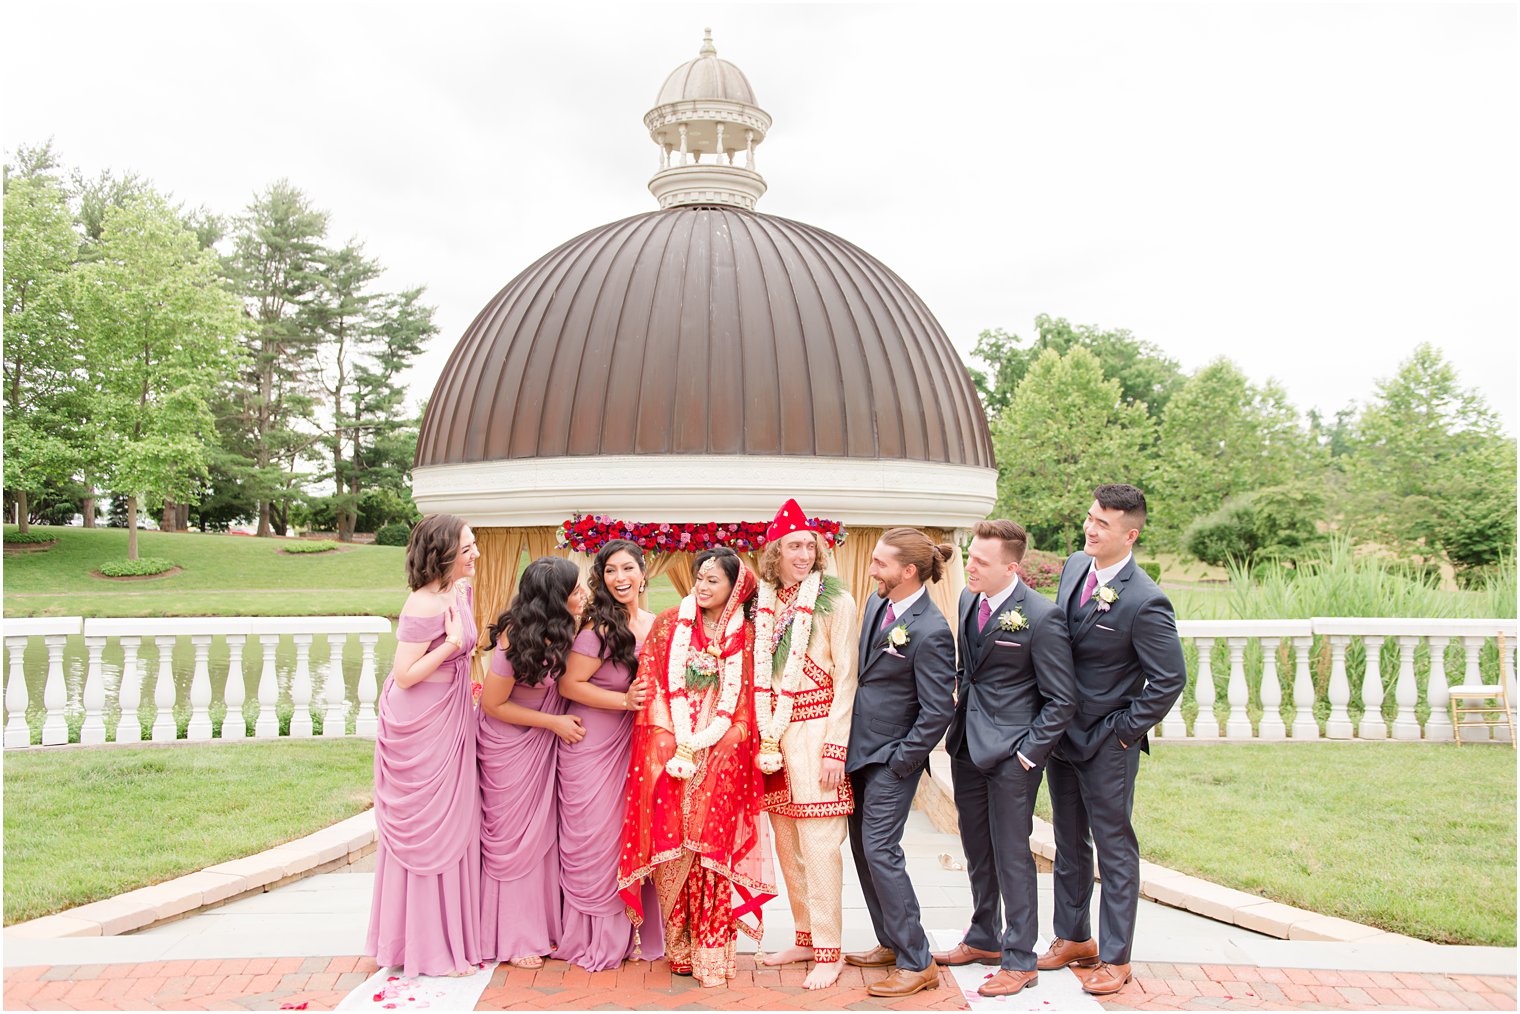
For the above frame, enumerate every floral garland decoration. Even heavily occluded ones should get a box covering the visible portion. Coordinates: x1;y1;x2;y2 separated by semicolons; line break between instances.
559;514;846;555
664;585;747;779
752;572;823;773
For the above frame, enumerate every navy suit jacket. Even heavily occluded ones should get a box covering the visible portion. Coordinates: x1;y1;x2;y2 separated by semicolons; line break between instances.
946;581;1077;770
845;589;957;779
1054;552;1186;762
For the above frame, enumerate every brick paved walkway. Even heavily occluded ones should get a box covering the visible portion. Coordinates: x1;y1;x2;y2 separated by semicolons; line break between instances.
3;955;1515;1010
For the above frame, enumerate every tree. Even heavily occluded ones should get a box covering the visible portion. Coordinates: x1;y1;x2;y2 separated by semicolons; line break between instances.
992;347;1154;554
228;181;328;536
71;193;245;559
3;147;82;532
1345;343;1505;557
971;314;1182;424
1150;360;1321;547
1183;482;1327;568
1425;437;1517;581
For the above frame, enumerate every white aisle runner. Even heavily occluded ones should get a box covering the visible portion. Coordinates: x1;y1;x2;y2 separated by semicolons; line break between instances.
928;929;1102;1012
335;962;498;1011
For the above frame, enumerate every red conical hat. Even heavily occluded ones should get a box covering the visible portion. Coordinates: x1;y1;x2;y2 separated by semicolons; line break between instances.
766;498;818;544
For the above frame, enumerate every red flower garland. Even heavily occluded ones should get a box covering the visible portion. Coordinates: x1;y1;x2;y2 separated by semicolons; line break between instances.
557;513;846;555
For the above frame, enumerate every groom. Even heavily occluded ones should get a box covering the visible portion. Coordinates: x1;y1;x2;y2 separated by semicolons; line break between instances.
1042;484;1186;995
843;528;958;999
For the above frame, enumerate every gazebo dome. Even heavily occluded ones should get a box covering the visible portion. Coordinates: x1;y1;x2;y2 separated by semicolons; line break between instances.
411;32;995;531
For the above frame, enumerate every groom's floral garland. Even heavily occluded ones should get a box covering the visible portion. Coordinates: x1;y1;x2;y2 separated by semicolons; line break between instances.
559;514;846;555
664;588;746;780
752;573;825;773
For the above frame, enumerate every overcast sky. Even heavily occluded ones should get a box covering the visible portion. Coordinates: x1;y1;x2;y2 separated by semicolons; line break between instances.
5;1;1516;434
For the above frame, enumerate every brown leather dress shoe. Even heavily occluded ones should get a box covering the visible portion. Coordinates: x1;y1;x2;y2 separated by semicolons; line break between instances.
1080;961;1133;995
866;965;941;998
931;941;1001;966
978;969;1038;997
1036;936;1100;971
843;945;897;967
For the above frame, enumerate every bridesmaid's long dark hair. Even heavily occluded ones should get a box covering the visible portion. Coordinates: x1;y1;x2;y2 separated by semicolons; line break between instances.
583;539;645;679
487;556;580;686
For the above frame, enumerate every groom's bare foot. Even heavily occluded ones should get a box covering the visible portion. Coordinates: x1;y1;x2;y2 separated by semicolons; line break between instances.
762;945;812;966
803;960;843;990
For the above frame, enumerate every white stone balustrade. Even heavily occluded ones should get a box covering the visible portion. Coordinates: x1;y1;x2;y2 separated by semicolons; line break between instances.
3;616;390;748
2;615;1512;748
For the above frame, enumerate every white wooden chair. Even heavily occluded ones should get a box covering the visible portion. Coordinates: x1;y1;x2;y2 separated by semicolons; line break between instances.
1450;632;1516;747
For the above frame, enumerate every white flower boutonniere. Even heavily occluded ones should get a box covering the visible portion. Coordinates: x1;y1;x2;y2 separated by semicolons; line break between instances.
998;609;1029;633
883;622;910;655
1095;584;1119;612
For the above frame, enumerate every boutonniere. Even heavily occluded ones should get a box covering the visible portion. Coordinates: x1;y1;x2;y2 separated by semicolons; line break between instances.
883;621;910;656
998;608;1028;632
1095;584;1119;612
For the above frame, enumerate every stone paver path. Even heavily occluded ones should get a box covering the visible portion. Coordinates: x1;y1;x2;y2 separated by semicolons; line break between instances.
4;956;1516;1010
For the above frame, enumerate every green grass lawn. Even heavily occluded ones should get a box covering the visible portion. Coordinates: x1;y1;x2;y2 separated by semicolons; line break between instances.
2;740;375;925
4;525;408;618
1039;742;1517;946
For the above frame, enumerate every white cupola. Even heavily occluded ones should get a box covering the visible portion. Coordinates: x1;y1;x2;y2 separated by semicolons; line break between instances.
644;29;772;210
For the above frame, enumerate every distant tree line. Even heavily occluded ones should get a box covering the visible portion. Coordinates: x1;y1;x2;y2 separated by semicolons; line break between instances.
3;142;434;556
972;314;1516;585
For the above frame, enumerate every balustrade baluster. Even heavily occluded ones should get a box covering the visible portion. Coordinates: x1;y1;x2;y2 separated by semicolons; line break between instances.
1325;635;1353;739
290;634;314;737
1194;638;1216;736
1358;637;1387;739
4;636;31;748
223;635;247;739
116;637;143;743
152;636;178;741
1460;636;1491;741
1258;638;1286;739
1290;636;1317;739
1423;636;1453;741
81;635;108;745
1224;637;1251;739
324;635;347;737
1391;636;1421;740
255;634;280;738
41;635;69;745
187;635;214;740
356;634;379;736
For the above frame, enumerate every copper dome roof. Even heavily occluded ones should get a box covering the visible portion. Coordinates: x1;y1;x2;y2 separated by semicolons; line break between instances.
415;206;993;469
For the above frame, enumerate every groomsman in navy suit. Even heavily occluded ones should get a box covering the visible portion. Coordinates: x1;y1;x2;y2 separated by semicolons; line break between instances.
843;528;959;999
932;519;1076;997
1041;484;1186;995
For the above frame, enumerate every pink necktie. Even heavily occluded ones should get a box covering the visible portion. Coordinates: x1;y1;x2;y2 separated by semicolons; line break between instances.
879;602;896;631
1080;570;1099;607
977;597;992;632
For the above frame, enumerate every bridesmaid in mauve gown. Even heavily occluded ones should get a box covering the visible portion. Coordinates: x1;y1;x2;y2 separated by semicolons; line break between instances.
478;556;590;968
367;514;484;977
556;540;666;971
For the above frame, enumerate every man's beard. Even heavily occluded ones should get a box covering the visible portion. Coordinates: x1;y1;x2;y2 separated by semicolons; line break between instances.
875;575;899;598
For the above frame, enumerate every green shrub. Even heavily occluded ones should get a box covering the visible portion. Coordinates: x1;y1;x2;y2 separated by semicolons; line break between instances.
1138;560;1161;583
375;522;411;547
4;530;57;544
1184;483;1325;567
1018;547;1066;591
98;557;175;577
283;540;340;554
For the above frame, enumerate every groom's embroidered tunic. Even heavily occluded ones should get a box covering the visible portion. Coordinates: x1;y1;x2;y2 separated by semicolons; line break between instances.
760;577;857;964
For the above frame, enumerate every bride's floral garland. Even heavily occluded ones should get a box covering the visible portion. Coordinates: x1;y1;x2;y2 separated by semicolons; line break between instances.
664;588;746;780
753;573;841;773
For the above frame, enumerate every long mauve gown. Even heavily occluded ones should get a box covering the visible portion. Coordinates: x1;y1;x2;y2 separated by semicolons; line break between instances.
556;627;665;971
366;599;482;977
478;648;564;962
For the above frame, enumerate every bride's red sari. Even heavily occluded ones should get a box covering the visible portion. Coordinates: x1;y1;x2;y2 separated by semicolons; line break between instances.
616;564;774;986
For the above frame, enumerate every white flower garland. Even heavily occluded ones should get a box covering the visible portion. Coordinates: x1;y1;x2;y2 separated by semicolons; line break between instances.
752;572;822;774
664;589;746;779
